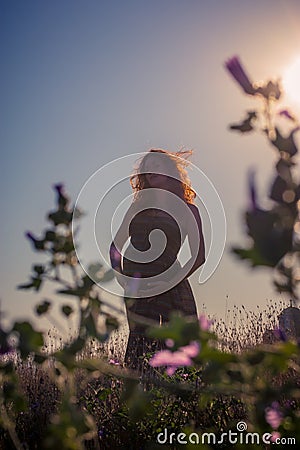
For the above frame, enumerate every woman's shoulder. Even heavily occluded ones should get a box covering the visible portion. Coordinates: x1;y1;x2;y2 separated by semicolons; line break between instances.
186;202;199;213
185;202;202;228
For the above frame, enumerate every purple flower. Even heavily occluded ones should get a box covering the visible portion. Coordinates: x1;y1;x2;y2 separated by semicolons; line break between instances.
225;56;256;95
278;109;295;121
265;402;283;429
199;314;213;331
25;231;35;241
53;183;64;194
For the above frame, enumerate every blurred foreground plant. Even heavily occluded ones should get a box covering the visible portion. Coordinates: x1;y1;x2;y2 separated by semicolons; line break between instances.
1;192;300;448
225;56;300;301
0;184;124;449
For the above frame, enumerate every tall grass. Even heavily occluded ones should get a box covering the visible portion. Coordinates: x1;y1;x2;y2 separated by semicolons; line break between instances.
0;301;296;449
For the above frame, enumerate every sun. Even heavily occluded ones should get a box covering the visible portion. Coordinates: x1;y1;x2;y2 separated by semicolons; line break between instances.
282;57;300;105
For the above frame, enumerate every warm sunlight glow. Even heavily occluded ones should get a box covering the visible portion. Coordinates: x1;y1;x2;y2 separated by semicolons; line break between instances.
283;57;300;104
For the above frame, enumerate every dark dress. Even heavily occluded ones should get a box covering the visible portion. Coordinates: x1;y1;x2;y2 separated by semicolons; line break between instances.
122;208;198;369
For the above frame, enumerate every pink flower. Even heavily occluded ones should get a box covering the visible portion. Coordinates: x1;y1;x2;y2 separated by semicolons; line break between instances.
165;338;174;348
180;341;200;357
149;341;200;376
199;314;213;331
271;431;281;443
265;402;283;429
225;56;256;95
108;358;120;366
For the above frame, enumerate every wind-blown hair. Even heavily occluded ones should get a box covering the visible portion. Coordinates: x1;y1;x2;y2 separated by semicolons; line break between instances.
130;148;196;203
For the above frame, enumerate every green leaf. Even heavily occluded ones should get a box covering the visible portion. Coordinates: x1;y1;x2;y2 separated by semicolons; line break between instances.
18;276;43;292
35;300;51;316
147;313;200;345
57;287;87;297
33;264;45;275
105;316;119;334
231;246;272;267
65;337;86;355
44;229;56;241
48;209;73;226
61;305;74;317
12;321;44;358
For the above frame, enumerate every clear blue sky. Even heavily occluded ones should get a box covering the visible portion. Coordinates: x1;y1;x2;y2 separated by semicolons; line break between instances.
1;0;300;333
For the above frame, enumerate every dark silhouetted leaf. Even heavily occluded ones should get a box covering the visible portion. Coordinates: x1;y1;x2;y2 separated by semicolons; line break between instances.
53;183;69;210
232;246;272;267
257;80;281;100
48;210;73;226
25;232;45;250
229;111;257;133
270;127;299;157
35;300;51;316
18;276;43;292
44;230;56;241
61;305;74;317
270;176;288;203
33;264;45;275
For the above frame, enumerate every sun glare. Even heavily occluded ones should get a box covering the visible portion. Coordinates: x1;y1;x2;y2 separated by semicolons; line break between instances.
283;57;300;105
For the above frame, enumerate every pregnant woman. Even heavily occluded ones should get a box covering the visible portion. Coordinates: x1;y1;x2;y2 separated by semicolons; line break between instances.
110;148;205;369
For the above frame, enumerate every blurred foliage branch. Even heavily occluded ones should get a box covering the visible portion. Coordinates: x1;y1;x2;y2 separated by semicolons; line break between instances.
0;183;123;449
225;56;300;301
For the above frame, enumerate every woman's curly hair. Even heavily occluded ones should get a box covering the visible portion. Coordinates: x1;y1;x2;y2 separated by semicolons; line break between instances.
130;148;196;203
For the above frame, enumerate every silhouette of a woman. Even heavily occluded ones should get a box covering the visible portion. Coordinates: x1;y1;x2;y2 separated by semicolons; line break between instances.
110;149;205;368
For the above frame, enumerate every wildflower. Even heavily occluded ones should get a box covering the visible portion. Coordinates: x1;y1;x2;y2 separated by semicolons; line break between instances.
98;429;105;438
149;341;200;376
270;431;281;443
53;183;65;195
165;338;174;348
199;314;213;331
108;358;120;366
265;402;283;429
180;341;200;357
225;56;256;95
278;109;295;121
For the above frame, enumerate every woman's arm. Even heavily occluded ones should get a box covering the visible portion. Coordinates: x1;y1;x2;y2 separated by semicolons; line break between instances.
184;203;205;278
109;203;136;288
